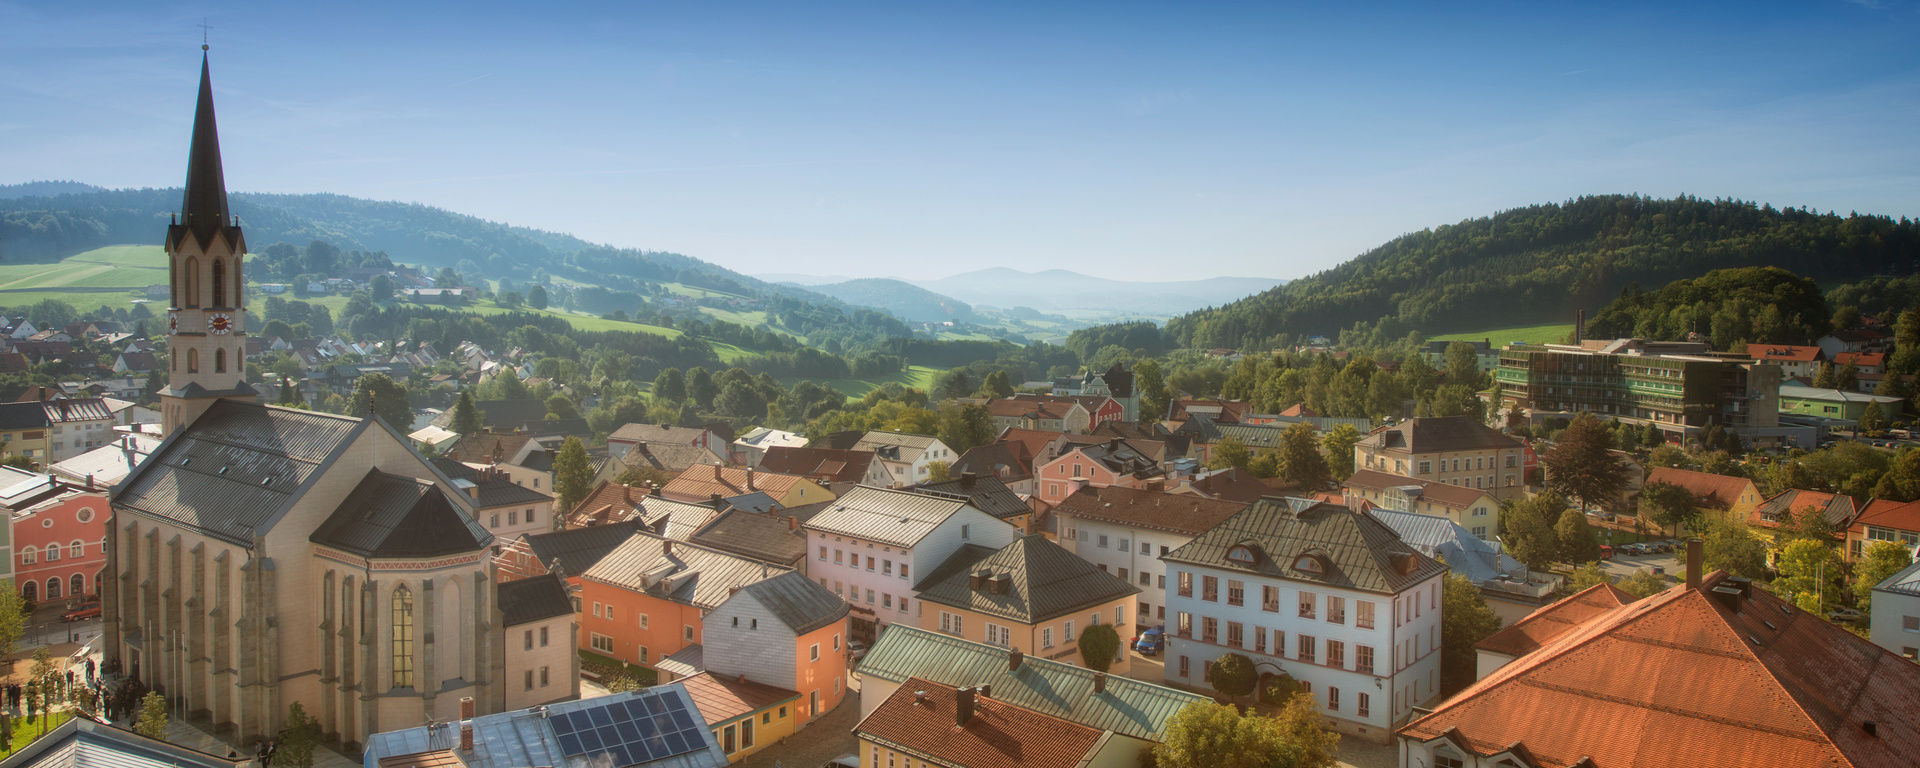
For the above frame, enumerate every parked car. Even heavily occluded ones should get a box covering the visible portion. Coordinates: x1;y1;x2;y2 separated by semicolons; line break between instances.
1599;545;1615;560
1827;607;1864;623
62;601;101;622
825;755;861;768
848;640;870;664
1133;625;1166;655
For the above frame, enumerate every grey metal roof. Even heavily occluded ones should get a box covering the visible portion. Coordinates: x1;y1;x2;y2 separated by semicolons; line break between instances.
1874;559;1920;598
308;470;491;559
801;485;972;548
915;475;1028;521
1210;423;1289;448
915;535;1138;623
0;401;51;430
857;624;1208;742
363;685;727;768
658;643;705;679
498;573;574;626
688;508;806;565
113;401;365;545
0;716;246;768
1366;508;1526;586
584;533;787;611
636;496;722;542
429;457;554;507
1163;497;1447;595
734;570;848;635
522;520;646;577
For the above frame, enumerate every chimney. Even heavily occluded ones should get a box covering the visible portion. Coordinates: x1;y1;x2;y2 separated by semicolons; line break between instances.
1685;538;1703;591
85;473;94;490
989;574;1009;595
710;493;725;508
746;467;756;491
1710;584;1743;613
663;540;674;557
786;516;797;532
913;689;928;706
713;464;722;481
1093;672;1108;694
969;570;988;591
1008;648;1023;671
460;696;475;719
1575;309;1586;343
955;686;977;726
460;724;473;751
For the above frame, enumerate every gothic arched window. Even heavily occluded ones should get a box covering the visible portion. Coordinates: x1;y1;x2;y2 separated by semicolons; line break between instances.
215;348;226;373
392;584;415;688
187;348;199;374
211;258;226;307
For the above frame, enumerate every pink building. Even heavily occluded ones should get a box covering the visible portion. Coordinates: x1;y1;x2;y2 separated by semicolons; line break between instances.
1033;438;1165;505
13;488;109;604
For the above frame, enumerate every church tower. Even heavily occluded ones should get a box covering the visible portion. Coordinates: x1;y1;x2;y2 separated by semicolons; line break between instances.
162;50;256;433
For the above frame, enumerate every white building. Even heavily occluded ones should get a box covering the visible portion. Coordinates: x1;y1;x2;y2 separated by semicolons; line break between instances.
731;427;807;467
1870;558;1920;661
498;573;580;711
800;485;1017;642
843;431;957;487
1050;485;1247;630
1162;497;1447;744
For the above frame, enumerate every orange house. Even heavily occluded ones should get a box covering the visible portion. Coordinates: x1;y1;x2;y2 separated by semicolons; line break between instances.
702;571;852;723
576;531;789;673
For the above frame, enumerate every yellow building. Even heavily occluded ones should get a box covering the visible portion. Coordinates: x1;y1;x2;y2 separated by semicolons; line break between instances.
915;534;1139;673
0;402;52;466
1343;469;1502;540
1354;416;1527;501
681;671;801;764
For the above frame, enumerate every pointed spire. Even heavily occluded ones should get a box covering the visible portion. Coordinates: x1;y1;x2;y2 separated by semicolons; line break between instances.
180;51;231;245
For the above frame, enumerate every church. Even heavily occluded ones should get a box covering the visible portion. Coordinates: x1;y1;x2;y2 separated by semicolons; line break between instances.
100;51;564;750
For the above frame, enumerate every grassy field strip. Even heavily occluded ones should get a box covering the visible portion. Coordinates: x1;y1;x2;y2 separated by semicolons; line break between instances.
1431;323;1574;346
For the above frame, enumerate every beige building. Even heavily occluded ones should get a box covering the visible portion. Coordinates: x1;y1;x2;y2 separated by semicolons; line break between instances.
1353;416;1526;501
101;53;571;752
500;574;580;711
915;535;1139;673
1342;469;1502;540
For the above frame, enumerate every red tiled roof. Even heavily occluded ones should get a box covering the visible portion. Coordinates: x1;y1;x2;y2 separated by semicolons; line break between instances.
1279;403;1318;417
856;678;1104;768
565;481;647;527
1750;489;1856;531
1404;572;1920;768
679;671;800;726
1851;498;1920;536
1177;467;1272;503
986;398;1076;420
758;446;878;484
1343;469;1494;509
1644;467;1755;510
1750;345;1823;363
1832;351;1886;368
1052;485;1247;536
1475;582;1635;658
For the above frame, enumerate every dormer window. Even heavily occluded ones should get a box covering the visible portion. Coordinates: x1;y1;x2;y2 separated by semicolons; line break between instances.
1292;554;1327;575
1226;545;1257;565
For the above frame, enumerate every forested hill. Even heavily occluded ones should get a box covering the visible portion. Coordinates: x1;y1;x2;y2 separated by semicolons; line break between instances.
794;278;978;323
1164;195;1920;350
0;186;915;347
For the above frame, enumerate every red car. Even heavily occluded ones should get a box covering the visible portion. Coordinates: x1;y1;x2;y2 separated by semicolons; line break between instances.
61;601;101;622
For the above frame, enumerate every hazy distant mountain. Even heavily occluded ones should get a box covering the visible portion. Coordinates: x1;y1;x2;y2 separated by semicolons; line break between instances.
913;268;1285;317
759;272;853;286
798;278;978;323
0;181;105;199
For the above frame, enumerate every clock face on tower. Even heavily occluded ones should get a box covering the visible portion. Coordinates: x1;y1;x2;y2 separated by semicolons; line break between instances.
209;312;233;335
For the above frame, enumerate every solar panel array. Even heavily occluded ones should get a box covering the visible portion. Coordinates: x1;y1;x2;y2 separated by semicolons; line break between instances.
550;691;705;766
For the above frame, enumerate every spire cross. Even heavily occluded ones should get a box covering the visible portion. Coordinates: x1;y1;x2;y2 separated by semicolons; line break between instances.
199;19;211;50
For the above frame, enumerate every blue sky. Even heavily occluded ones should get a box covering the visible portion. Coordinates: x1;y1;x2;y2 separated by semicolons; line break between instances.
4;1;1918;281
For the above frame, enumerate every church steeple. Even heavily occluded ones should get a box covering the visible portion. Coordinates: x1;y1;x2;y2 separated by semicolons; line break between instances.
180;52;232;247
162;49;255;434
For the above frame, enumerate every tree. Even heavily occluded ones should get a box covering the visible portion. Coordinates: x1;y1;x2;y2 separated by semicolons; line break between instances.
349;373;413;428
1836;363;1859;392
1320;423;1360;480
553;437;594;515
1206;437;1252;472
978;370;1014;398
1873;448;1920;502
1566;562;1610;593
1276;422;1331;489
369;273;395;301
1772;538;1843;614
1441;574;1501;694
1779;503;1836;547
498;290;524;309
1077;623;1120;673
278;702;322;768
1134;358;1169;421
1699;515;1768;580
1855;540;1914;617
1555;507;1601;563
687;366;718;409
1501;491;1566;570
134;691;169;740
0;581;27;668
1445;341;1482;389
528;285;549;310
1208;652;1257;701
1858;399;1887;437
926;461;952;483
1616;569;1670;598
1150;698;1338;768
450;391;483;435
653;368;687;402
1637;481;1701;536
544;394;581;421
1542;413;1629;512
1647;444;1687;468
1812;362;1837;390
